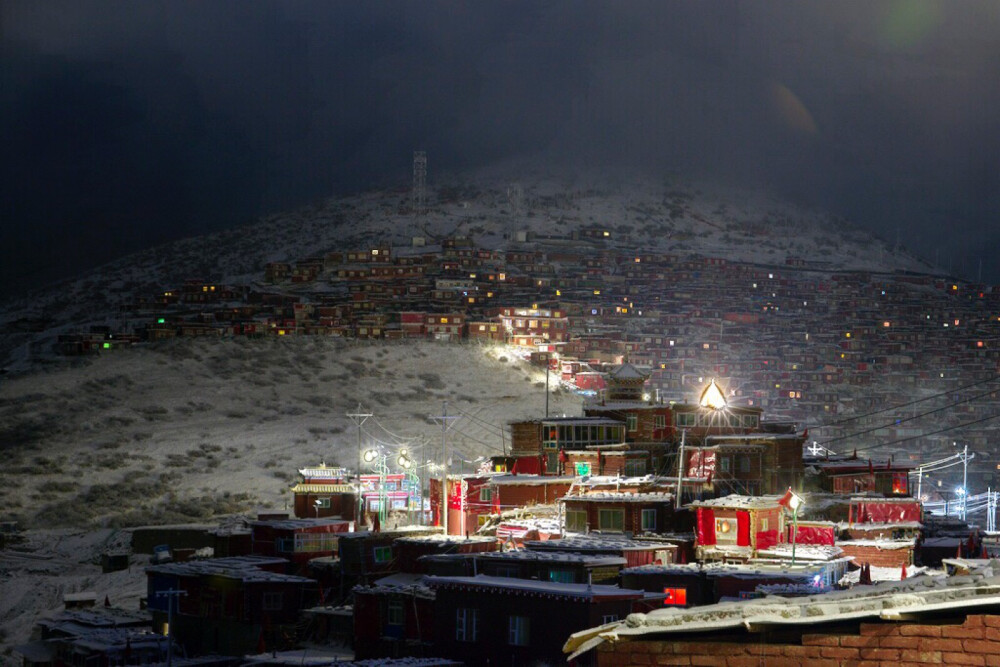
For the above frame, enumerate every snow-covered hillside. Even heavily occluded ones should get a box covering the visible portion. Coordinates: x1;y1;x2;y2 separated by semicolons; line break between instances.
0;170;933;374
0;338;578;528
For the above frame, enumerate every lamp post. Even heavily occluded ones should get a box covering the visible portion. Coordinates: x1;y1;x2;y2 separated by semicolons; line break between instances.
786;490;805;566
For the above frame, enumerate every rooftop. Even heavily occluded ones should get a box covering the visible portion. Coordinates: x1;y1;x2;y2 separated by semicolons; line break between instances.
566;560;1000;660
424;574;644;600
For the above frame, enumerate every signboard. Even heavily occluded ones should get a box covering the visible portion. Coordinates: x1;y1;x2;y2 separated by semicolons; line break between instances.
574;461;592;477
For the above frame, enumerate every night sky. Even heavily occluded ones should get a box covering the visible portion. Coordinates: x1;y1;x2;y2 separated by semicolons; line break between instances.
3;1;999;296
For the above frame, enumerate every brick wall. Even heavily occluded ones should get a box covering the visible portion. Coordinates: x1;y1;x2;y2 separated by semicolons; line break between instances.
596;614;1000;666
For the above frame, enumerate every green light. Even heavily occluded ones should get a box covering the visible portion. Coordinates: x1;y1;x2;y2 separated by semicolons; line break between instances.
157;318;166;324
103;343;111;349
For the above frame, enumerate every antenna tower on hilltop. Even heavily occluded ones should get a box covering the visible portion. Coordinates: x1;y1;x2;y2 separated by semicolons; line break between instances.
412;151;427;215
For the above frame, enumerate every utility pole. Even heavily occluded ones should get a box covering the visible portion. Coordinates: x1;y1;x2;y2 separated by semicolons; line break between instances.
430;402;460;535
675;429;687;510
963;443;969;521
347;405;372;529
156;589;187;667
544;352;551;418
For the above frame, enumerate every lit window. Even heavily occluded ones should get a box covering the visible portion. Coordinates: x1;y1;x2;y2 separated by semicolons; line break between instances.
373;546;393;563
663;587;687;606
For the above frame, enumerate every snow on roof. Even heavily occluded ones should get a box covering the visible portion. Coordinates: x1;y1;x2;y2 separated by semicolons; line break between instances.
565;560;1000;660
478;550;627;567
561;492;674;503
354;573;435;599
836;538;916;549
837;521;922;531
249;517;352;530
147;557;312;583
689;494;784;510
756;544;845;561
393;534;495;545
525;535;677;552
488;474;576;485
585;401;659;411
424;574;644;600
610;363;648;379
538;417;625;426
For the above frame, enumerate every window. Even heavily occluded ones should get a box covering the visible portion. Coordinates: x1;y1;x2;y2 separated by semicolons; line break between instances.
641;509;657;532
742;415;759;428
760;518;769;532
626;413;638;432
479;487;493;502
262;592;283;611
548;569;574;583
598;509;625;532
654;415;666;429
663;587;687;606
566;510;587;533
456;608;479;642
676;413;696;427
602;614;619;624
315;497;331;508
719;457;731;473
624;459;647;477
508;615;530;646
373;546;393;564
387;600;404;627
738;455;751;473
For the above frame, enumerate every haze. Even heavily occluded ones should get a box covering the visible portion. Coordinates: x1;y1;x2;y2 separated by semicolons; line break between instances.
2;1;998;296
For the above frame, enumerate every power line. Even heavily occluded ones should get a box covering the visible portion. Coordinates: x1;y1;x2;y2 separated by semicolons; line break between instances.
817;385;1000;447
821;374;1000;427
853;411;1000;455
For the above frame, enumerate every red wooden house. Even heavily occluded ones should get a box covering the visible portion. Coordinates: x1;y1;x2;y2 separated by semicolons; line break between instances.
250;518;353;574
289;465;356;520
692;494;788;562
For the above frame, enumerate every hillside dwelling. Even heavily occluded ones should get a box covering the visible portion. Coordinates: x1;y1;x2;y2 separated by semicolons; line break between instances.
336;528;439;585
682;443;769;496
619;560;848;608
561;492;676;538
352;573;436;660
249;518;353;573
473;550;627;584
465;319;504;342
425;575;646;666
359;472;421;524
428;475;573;532
393;534;498;573
424;313;464;340
564;445;650;478
810;455;914;496
497;306;569;347
146;556;319;656
16;626;171;667
565;563;1000;665
524;535;678;569
289;465;357;520
691;494;789;562
702;430;806;496
509;417;626;474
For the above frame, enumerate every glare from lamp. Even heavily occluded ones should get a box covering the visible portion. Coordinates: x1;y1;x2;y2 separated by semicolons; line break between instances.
363;449;379;463
699;379;728;410
787;491;804;512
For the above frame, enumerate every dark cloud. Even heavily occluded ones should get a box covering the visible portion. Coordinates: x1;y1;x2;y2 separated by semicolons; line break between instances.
2;1;999;294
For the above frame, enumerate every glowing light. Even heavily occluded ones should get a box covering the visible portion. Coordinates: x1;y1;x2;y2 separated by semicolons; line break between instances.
364;449;379;463
699;379;728;410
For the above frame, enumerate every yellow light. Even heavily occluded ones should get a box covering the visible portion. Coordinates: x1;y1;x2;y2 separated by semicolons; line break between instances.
845;332;851;338
603;231;610;237
594;290;601;295
883;321;891;327
555;290;561;296
699;379;728;410
635;257;641;263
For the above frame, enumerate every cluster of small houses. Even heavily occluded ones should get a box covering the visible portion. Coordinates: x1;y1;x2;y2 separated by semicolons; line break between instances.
58;232;1000;466
14;367;1000;666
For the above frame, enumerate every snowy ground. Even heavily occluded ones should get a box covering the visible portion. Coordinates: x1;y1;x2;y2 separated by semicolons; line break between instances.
0;338;579;530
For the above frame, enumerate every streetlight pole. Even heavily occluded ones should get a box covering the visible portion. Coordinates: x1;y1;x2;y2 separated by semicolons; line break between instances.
347;405;372;529
431;402;459;535
675;428;686;511
963;443;969;521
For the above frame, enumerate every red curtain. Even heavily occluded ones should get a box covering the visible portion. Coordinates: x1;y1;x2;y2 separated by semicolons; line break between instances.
696;508;716;546
736;511;751;547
